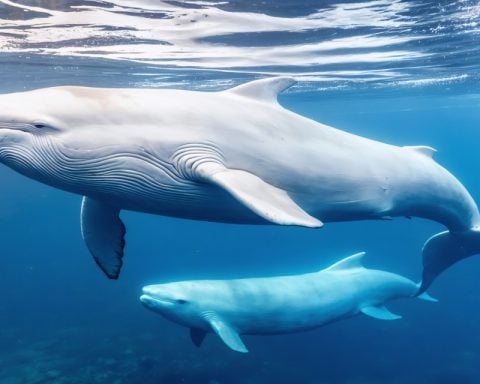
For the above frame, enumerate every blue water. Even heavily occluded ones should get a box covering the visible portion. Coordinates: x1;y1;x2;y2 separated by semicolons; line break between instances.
0;1;480;383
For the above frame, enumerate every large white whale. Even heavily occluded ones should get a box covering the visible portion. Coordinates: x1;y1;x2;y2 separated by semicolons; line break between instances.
140;252;436;353
0;77;478;290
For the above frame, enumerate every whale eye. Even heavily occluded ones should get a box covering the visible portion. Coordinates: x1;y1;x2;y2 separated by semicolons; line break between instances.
30;122;58;133
176;299;188;304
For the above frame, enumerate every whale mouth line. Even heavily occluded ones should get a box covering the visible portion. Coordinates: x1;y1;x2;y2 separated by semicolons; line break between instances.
0;123;32;133
140;294;174;307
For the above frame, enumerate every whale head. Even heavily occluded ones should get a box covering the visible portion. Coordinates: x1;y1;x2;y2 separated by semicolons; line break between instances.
0;86;141;191
140;282;217;328
0;88;65;151
141;281;250;353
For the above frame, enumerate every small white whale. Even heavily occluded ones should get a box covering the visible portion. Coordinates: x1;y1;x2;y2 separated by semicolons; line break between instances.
0;78;478;289
140;252;436;353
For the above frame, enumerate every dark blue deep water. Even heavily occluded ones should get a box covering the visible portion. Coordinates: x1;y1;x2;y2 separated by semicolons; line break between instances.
0;1;479;383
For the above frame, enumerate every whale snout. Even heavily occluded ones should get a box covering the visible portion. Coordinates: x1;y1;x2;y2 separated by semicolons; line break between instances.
0;123;30;143
139;293;169;310
142;286;154;296
139;294;153;306
140;286;159;307
140;285;175;309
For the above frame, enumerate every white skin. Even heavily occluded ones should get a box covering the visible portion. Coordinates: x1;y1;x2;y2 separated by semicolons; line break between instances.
0;83;477;229
140;259;419;338
0;78;478;287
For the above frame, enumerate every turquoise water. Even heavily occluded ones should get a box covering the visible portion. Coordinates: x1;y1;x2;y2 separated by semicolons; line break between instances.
0;1;480;383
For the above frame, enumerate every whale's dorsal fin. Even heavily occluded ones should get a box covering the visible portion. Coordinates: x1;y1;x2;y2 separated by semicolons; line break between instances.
325;252;366;272
403;145;437;158
226;77;296;103
361;305;402;320
206;314;248;353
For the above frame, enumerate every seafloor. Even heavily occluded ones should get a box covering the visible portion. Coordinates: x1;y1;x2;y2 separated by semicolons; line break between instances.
1;322;477;384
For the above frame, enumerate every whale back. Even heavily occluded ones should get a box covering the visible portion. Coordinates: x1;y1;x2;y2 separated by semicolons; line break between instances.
321;252;419;306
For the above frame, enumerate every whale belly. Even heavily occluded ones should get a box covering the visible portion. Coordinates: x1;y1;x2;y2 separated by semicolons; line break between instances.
30;143;266;224
77;173;266;224
110;181;267;224
219;278;358;335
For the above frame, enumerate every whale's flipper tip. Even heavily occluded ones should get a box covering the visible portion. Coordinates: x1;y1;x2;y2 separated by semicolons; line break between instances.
207;314;249;353
190;327;207;348
421;228;480;293
80;196;126;279
361;305;402;320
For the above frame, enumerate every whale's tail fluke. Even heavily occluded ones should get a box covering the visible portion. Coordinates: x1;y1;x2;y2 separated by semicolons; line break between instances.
419;227;480;293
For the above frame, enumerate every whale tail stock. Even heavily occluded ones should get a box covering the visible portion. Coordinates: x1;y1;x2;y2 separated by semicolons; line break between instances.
414;283;438;302
419;227;480;294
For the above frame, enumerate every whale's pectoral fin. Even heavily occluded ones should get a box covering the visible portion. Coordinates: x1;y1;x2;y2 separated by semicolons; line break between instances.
80;197;126;279
361;305;402;320
207;314;248;353
190;327;207;348
197;163;322;228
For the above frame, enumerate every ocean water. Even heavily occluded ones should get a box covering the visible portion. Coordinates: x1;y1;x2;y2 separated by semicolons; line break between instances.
0;1;479;383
